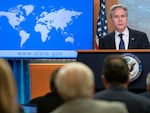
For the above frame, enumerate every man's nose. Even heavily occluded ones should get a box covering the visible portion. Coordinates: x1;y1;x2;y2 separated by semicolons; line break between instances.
118;16;122;21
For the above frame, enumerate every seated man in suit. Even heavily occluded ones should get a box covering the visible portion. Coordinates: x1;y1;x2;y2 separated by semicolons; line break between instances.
29;68;63;113
140;72;150;99
94;55;150;113
99;4;150;49
51;62;128;113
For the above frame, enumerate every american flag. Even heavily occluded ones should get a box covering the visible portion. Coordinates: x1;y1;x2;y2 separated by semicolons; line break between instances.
95;0;108;49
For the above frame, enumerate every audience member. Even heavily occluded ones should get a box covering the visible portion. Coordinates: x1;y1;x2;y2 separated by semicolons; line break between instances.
0;59;18;113
94;55;150;113
99;4;150;49
140;72;150;99
51;62;128;113
29;68;63;113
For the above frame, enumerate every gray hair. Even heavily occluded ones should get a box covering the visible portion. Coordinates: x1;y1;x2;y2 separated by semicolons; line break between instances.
146;73;150;85
110;4;128;18
56;62;94;100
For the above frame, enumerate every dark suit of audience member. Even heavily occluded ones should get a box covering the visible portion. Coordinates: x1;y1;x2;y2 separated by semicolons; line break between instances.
51;62;128;113
99;4;150;49
94;55;150;113
140;73;150;99
29;68;63;113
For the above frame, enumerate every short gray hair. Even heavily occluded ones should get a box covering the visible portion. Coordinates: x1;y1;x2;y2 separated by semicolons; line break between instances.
56;62;94;100
110;4;128;18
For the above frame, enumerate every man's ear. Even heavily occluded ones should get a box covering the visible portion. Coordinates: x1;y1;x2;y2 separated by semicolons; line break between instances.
146;85;150;92
101;75;108;88
126;74;130;86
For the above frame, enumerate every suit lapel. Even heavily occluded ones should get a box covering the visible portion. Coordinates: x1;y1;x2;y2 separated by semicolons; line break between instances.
128;28;136;49
110;31;116;49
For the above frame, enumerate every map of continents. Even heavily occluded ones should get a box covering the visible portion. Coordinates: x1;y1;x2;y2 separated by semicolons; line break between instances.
0;4;82;48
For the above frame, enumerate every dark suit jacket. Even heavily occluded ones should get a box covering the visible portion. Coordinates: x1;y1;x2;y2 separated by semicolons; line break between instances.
94;86;150;113
29;92;63;113
99;28;150;49
140;92;150;100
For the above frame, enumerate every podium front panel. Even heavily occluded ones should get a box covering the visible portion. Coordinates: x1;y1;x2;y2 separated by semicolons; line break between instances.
77;51;150;90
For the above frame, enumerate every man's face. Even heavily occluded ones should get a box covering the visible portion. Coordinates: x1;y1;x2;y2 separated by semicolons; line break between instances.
111;8;127;32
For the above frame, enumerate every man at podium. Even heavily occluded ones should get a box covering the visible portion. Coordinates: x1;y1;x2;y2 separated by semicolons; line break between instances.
99;4;150;49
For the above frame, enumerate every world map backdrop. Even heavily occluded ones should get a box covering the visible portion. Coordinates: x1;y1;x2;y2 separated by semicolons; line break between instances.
0;0;93;58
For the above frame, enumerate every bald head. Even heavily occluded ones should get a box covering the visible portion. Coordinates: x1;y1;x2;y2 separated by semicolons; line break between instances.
56;62;94;101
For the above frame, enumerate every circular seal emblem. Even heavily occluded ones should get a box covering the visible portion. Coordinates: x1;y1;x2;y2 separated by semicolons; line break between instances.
121;53;142;82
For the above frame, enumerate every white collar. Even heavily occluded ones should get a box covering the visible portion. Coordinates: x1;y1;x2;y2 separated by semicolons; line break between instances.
115;27;129;36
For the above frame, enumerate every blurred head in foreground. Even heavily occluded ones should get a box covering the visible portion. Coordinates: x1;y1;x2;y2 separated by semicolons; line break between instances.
0;59;18;113
55;62;94;102
102;55;130;88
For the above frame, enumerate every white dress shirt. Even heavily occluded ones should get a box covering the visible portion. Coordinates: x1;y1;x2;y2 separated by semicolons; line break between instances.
115;27;129;50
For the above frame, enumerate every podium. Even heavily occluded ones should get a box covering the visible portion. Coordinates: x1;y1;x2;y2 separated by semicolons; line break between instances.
77;49;150;91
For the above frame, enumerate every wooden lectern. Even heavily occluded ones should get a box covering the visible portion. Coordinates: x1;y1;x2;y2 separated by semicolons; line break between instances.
77;49;150;92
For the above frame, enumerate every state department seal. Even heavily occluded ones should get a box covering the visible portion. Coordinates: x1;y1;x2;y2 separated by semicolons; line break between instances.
121;53;142;82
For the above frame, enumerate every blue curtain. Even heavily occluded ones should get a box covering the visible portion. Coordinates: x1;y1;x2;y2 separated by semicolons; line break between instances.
8;59;31;104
